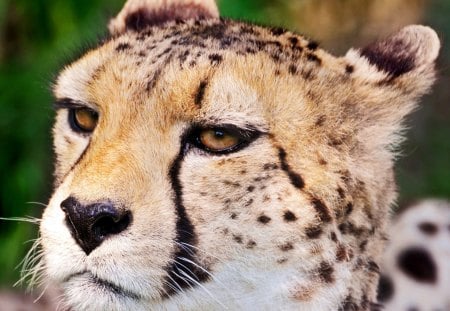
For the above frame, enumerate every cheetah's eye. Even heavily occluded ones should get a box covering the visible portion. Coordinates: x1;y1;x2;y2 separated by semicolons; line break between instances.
69;108;99;133
199;129;240;152
191;125;261;154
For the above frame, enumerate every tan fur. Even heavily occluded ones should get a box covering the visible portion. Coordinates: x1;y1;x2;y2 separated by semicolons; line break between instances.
36;1;440;310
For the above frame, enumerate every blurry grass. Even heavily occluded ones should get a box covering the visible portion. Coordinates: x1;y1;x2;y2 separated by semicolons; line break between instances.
0;0;449;287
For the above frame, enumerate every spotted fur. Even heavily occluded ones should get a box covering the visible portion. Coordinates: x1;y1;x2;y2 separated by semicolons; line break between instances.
378;199;450;311
36;0;440;310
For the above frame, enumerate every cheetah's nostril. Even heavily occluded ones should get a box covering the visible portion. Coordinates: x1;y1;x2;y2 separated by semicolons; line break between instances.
60;196;132;255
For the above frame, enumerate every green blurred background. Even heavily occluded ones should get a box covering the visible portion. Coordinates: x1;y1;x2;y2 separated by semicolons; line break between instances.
0;0;449;289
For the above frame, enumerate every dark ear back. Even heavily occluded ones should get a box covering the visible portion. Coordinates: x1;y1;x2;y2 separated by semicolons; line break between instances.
359;25;440;78
109;0;219;35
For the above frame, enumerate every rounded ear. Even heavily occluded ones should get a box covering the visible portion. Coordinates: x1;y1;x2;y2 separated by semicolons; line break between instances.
346;25;440;80
109;0;219;35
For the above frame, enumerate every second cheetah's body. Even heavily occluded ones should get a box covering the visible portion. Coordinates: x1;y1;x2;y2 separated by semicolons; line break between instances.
37;0;440;310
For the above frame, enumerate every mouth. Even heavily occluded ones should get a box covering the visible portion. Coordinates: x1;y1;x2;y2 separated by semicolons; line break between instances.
65;272;141;300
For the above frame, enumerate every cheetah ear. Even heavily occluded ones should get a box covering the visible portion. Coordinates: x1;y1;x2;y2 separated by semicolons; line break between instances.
346;25;440;88
344;26;440;151
109;0;219;35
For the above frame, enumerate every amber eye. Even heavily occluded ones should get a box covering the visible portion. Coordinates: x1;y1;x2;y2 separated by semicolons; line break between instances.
199;129;241;152
69;108;99;133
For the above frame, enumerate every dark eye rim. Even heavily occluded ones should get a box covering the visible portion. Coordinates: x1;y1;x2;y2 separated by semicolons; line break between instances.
187;124;261;155
68;107;99;134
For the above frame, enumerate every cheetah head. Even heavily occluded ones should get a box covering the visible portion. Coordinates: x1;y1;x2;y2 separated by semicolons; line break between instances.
38;0;440;310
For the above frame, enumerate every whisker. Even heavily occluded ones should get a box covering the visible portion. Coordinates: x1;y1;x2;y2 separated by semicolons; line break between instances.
26;201;48;207
0;216;41;224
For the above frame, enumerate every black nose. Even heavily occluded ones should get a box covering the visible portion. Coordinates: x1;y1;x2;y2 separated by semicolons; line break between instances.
60;197;132;255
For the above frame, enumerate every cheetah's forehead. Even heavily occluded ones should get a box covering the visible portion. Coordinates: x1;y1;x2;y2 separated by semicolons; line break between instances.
54;19;342;103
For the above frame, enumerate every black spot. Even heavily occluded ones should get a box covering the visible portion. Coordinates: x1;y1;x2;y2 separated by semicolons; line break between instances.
245;198;254;207
288;64;297;75
330;232;337;242
247;185;255;192
311;198;332;223
230;213;237;219
397;248;437;283
306;53;322;64
377;274;394;302
337;187;345;199
367;260;380;273
208;53;223;65
418;222;438;235
278;148;305;189
360;37;415;78
345;203;353;216
283;210;297;222
194;80;208;107
305;226;322;239
318;261;334;283
263;163;278;170
115;42;131;52
306;41;319;50
233;234;243;243
257;214;271;224
270;27;286;36
345;64;354;74
279;242;294;251
246;240;257;249
289;36;299;46
315;115;326;127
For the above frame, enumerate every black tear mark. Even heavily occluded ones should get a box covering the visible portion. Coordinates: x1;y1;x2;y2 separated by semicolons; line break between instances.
377;274;394;302
318;261;334;283
115;42;132;52
278;148;305;189
311;198;332;223
360;37;415;78
397;248;437;283
194;80;208;107
418;222;438;236
165;134;209;295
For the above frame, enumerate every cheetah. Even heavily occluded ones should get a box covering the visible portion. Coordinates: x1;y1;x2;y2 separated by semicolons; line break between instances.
34;0;440;310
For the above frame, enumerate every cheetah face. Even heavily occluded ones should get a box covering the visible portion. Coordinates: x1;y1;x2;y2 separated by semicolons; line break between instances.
38;0;440;310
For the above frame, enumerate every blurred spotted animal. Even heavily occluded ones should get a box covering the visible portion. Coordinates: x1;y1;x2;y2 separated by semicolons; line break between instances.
20;0;442;310
378;199;450;311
